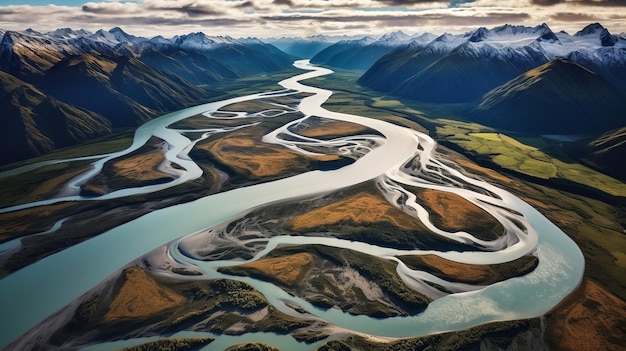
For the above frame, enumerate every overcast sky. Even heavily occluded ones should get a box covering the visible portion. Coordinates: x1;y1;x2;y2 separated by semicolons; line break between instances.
1;0;625;38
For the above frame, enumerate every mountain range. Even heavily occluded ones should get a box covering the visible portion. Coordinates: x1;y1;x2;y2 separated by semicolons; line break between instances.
0;27;295;165
358;23;626;104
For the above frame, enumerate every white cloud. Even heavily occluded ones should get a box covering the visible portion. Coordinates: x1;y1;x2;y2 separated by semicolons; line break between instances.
81;1;142;14
0;0;624;37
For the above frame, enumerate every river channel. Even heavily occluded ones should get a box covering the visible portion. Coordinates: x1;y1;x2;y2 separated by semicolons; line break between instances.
0;61;584;350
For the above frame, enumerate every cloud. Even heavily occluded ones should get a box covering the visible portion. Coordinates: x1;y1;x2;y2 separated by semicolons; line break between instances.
530;0;626;5
81;2;141;15
549;12;596;22
143;0;225;16
0;0;624;38
272;0;293;5
263;9;530;29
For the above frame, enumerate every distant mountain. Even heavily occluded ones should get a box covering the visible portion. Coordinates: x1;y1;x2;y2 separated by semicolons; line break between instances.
468;58;626;134
173;32;241;51
268;34;356;58
569;127;626;181
359;23;626;103
0;27;295;80
0;71;111;164
0;30;77;80
281;40;333;59
0;27;296;165
208;43;295;76
311;32;416;71
395;43;544;103
358;33;446;92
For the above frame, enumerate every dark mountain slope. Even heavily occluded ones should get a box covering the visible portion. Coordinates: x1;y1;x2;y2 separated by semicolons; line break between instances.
139;43;294;84
42;54;213;127
325;43;397;71
208;43;295;76
358;42;447;92
0;71;111;164
110;56;212;113
138;47;238;84
578;127;626;181
391;44;544;103
310;40;358;65
41;54;154;126
310;38;397;71
469;58;626;134
567;48;626;95
282;41;332;58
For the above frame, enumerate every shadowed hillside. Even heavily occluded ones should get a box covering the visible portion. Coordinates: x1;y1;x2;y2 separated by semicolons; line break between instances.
469;59;626;134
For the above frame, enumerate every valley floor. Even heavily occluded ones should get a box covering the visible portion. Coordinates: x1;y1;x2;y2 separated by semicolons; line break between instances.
0;68;623;351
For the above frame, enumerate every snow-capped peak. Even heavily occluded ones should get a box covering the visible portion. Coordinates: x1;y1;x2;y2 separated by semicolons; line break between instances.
90;29;119;44
238;37;265;45
173;32;237;50
47;28;77;39
22;28;42;36
109;27;145;44
575;23;606;36
376;31;411;46
469;27;489;42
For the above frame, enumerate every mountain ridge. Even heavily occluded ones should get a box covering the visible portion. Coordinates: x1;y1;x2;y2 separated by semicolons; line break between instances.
358;22;626;102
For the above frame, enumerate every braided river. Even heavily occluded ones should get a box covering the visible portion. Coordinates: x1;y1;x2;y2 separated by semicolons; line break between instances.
0;61;584;350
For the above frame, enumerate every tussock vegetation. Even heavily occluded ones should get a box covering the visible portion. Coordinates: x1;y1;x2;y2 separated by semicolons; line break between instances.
220;93;310;114
297;120;369;139
225;342;280;351
120;338;213;351
0;160;93;207
104;267;185;321
221;245;431;317
0;202;76;247
546;279;626;351
0;132;134;170
80;137;175;196
168;115;259;129
398;254;538;285
289;191;422;231
227;253;314;287
280;186;471;251
318;319;540;351
47;267;315;348
411;188;504;241
197;127;337;178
